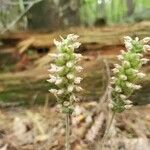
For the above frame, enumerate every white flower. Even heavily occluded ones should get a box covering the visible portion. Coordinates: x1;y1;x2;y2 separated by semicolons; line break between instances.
66;61;74;68
63;101;70;107
137;53;143;57
70;94;76;101
132;69;139;74
114;64;122;69
69;42;81;49
125;41;132;50
75;53;83;61
124;104;132;109
74;105;82;116
143;45;150;52
49;89;58;94
75;66;83;72
75;86;83;92
57;89;64;95
54;39;61;47
110;77;116;84
112;68;119;73
124;36;132;42
74;77;82;84
68;85;74;92
67;34;79;41
57;66;64;72
86;116;92;124
132;84;142;90
135;37;139;41
48;64;57;73
120;94;126;99
111;77;115;80
141;58;149;64
137;72;145;78
67;74;74;80
142;37;150;43
55;78;63;85
124;100;132;105
117;55;124;60
120;50;126;55
47;75;56;83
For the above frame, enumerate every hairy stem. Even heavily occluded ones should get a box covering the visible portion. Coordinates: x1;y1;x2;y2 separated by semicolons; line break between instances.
65;113;71;150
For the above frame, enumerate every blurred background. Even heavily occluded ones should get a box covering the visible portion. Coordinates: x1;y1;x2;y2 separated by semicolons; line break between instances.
0;0;150;150
0;0;150;33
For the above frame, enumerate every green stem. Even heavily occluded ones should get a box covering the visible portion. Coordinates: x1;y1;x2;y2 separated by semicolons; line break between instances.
65;113;71;150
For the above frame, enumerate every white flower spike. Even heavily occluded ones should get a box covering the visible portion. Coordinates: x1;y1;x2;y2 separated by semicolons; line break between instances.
48;34;83;114
110;36;149;113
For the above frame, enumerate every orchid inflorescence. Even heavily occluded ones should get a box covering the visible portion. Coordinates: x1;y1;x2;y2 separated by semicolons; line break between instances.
48;34;83;114
109;36;150;113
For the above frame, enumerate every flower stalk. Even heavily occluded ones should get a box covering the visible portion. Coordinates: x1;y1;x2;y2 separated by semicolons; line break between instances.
48;34;83;150
101;36;150;149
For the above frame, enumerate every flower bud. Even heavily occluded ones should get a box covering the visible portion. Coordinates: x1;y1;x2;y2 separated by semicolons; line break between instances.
120;74;127;80
123;60;130;68
66;61;74;68
67;74;74;80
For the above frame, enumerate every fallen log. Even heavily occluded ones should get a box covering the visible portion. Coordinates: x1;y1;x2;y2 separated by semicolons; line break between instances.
0;21;149;53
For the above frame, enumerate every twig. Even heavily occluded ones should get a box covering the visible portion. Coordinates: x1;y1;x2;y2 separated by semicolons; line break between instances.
19;0;28;29
1;0;44;34
99;58;111;105
100;111;116;150
95;57;115;150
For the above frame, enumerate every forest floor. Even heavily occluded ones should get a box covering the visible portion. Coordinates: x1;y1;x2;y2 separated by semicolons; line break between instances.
0;22;150;150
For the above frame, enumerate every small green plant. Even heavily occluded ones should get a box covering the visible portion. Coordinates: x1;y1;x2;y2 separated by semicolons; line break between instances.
48;34;83;150
109;36;150;112
101;36;150;149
